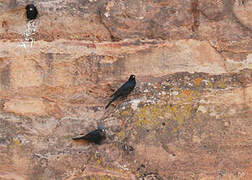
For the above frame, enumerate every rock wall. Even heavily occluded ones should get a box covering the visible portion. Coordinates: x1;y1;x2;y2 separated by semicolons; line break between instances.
0;0;252;179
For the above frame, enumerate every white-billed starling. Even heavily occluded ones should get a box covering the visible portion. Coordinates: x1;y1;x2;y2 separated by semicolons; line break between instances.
72;127;106;145
105;75;136;109
25;4;38;21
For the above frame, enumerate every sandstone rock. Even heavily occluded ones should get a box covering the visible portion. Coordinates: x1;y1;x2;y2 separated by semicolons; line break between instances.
233;1;252;28
122;39;226;76
0;0;251;180
3;98;47;116
100;0;193;40
0;39;229;91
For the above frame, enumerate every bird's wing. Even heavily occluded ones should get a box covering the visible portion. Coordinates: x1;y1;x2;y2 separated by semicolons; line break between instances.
72;134;86;140
84;130;105;144
112;81;132;97
72;129;98;140
82;130;99;139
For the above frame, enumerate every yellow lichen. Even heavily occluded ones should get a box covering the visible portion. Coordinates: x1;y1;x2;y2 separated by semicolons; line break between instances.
133;101;195;133
121;110;128;116
97;159;101;165
130;89;198;134
194;77;204;86
100;176;112;180
134;105;161;127
86;176;112;180
88;152;102;165
88;177;97;180
170;104;193;124
14;139;21;148
9;139;21;149
117;129;126;140
151;104;162;117
136;119;151;126
183;89;193;96
71;34;79;39
215;80;227;89
177;90;199;103
207;81;214;88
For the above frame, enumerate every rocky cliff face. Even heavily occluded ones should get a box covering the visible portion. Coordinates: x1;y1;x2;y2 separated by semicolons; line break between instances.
0;0;252;179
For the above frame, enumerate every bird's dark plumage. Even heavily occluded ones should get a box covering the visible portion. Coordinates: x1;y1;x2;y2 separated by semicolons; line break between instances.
72;128;106;145
105;75;136;109
25;4;38;21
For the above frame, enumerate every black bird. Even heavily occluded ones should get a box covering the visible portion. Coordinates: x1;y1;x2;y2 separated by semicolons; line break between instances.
25;4;38;21
72;127;106;145
105;75;136;109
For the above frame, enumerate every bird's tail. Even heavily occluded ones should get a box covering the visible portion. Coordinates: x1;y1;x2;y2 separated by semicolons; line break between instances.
105;100;113;109
72;136;86;140
105;96;117;109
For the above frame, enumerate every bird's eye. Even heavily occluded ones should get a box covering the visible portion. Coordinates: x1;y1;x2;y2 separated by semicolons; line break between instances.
30;8;33;11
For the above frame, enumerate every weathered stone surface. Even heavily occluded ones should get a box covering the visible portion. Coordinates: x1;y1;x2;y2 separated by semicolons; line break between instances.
197;0;252;40
3;98;47;116
0;39;239;90
0;0;251;180
0;0;251;42
100;0;193;40
233;1;252;28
